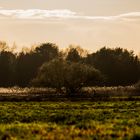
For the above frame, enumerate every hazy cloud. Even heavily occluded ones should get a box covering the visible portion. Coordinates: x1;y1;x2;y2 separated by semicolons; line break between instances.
81;12;140;21
0;8;140;21
0;9;76;19
116;12;140;20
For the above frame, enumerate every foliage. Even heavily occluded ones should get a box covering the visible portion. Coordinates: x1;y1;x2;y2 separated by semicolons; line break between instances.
0;43;16;87
32;59;103;94
0;41;140;87
15;43;59;87
65;45;87;62
86;47;140;86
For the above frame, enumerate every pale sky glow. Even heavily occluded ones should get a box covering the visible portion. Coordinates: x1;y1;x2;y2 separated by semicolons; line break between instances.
0;0;140;53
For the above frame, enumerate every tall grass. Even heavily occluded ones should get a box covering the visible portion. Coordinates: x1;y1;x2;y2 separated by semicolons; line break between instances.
0;86;139;101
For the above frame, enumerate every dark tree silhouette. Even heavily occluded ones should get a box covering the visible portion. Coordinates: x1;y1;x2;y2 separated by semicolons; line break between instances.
66;46;87;63
0;41;140;88
0;43;16;87
15;43;59;87
86;47;140;86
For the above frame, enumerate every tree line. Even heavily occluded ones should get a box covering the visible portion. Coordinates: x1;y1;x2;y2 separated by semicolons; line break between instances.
0;41;140;89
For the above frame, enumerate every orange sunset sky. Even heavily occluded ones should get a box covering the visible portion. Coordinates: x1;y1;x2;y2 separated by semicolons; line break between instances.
0;0;140;53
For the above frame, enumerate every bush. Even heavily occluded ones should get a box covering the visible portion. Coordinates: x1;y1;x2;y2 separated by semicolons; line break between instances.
32;59;103;95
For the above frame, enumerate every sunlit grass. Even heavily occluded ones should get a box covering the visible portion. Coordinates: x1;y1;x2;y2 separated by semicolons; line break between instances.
0;101;139;139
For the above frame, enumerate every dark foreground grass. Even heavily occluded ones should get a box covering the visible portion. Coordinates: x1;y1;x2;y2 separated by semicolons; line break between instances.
0;101;140;140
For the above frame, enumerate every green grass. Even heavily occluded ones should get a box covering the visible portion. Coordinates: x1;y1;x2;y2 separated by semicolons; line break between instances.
0;101;140;139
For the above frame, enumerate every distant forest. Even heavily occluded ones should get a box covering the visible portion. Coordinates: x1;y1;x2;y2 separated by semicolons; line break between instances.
0;41;140;88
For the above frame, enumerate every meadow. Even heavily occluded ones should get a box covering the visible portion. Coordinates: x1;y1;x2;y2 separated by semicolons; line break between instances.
0;101;140;140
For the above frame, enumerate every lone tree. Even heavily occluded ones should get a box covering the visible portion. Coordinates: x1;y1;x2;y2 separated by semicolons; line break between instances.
32;59;103;95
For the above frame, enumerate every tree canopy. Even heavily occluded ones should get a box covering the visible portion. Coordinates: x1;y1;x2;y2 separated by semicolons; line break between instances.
32;59;103;94
86;47;140;86
0;42;140;88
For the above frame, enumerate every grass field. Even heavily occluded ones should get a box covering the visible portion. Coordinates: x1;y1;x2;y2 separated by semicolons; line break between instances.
0;101;139;139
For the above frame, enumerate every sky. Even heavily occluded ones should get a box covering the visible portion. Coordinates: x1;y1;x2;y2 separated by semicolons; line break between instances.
0;0;140;53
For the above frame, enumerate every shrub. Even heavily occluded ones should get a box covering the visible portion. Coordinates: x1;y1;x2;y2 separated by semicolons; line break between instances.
32;59;103;95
